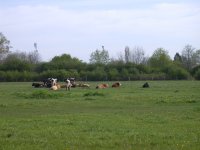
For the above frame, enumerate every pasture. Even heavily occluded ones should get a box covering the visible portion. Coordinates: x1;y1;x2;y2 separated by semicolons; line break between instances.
0;81;200;150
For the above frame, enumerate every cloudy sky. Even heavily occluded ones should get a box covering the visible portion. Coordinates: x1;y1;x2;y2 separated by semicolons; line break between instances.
0;0;200;62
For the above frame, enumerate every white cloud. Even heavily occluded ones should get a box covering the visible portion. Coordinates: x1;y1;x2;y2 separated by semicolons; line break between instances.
0;2;200;61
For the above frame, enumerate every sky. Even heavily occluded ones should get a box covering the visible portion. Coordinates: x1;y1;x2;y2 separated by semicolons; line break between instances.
0;0;200;62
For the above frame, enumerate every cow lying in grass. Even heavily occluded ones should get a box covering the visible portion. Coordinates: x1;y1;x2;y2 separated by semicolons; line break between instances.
143;82;150;88
96;84;109;89
50;83;61;91
32;83;44;88
43;78;57;88
112;82;121;88
76;83;90;88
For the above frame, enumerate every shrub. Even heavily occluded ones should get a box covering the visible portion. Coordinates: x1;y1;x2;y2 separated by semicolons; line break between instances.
194;68;200;80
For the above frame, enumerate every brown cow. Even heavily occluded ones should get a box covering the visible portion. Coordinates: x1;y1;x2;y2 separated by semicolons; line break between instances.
76;83;90;88
112;82;121;88
96;83;109;89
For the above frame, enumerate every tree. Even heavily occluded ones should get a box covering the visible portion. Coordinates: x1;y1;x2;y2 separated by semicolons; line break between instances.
181;44;196;70
89;46;110;64
193;50;200;66
174;52;182;62
124;46;131;63
0;33;11;61
28;50;41;64
149;48;171;70
2;53;32;71
132;46;146;64
49;54;84;70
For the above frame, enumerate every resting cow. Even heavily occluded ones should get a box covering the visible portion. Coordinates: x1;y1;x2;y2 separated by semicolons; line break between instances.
143;82;150;88
77;83;90;88
112;82;121;88
50;85;58;90
43;78;57;88
32;82;44;88
96;84;109;89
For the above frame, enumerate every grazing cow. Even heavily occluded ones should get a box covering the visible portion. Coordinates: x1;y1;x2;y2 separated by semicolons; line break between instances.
96;84;109;89
32;82;44;88
64;77;76;87
112;82;121;88
65;79;72;91
143;82;150;88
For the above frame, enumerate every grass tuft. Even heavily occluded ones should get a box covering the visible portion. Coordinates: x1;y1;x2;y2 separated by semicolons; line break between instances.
186;100;196;103
83;91;105;97
16;90;64;99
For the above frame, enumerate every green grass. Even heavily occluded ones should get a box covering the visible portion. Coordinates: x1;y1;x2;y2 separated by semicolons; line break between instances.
0;81;200;150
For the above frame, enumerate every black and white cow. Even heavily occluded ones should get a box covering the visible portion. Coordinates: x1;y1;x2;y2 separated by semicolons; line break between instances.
65;79;72;91
43;78;57;88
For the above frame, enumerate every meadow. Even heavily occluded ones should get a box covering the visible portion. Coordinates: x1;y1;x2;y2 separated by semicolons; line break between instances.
0;81;200;150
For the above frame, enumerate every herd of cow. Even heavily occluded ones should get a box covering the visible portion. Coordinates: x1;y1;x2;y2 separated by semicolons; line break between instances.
32;78;123;91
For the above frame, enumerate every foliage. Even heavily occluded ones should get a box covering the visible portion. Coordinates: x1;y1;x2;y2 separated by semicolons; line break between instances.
90;47;110;64
164;64;190;79
181;44;197;71
0;33;199;81
149;48;171;70
194;68;200;80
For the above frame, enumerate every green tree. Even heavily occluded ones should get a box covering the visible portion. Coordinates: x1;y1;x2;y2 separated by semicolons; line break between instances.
174;53;182;63
194;68;200;80
108;68;119;80
149;48;171;71
2;53;32;71
90;46;110;64
49;54;85;70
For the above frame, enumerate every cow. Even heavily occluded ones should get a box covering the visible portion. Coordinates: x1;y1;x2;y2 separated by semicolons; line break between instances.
56;83;61;89
43;78;57;88
143;82;150;88
96;84;109;89
32;82;44;88
50;78;57;86
65;79;72;91
50;85;58;90
76;83;90;88
64;78;76;87
112;82;121;88
43;79;52;88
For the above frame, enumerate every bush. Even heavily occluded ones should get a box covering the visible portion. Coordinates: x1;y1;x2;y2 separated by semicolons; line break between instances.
194;68;200;80
164;65;190;80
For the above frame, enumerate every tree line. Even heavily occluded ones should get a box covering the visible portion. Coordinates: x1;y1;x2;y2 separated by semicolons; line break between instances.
0;32;200;82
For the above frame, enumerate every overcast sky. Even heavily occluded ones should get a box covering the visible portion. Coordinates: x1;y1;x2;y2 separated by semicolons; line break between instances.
0;0;200;62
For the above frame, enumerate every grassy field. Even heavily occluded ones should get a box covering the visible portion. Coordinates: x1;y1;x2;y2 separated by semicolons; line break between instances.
0;81;200;150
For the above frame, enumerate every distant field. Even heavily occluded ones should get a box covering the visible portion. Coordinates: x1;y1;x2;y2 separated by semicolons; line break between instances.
0;81;200;150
